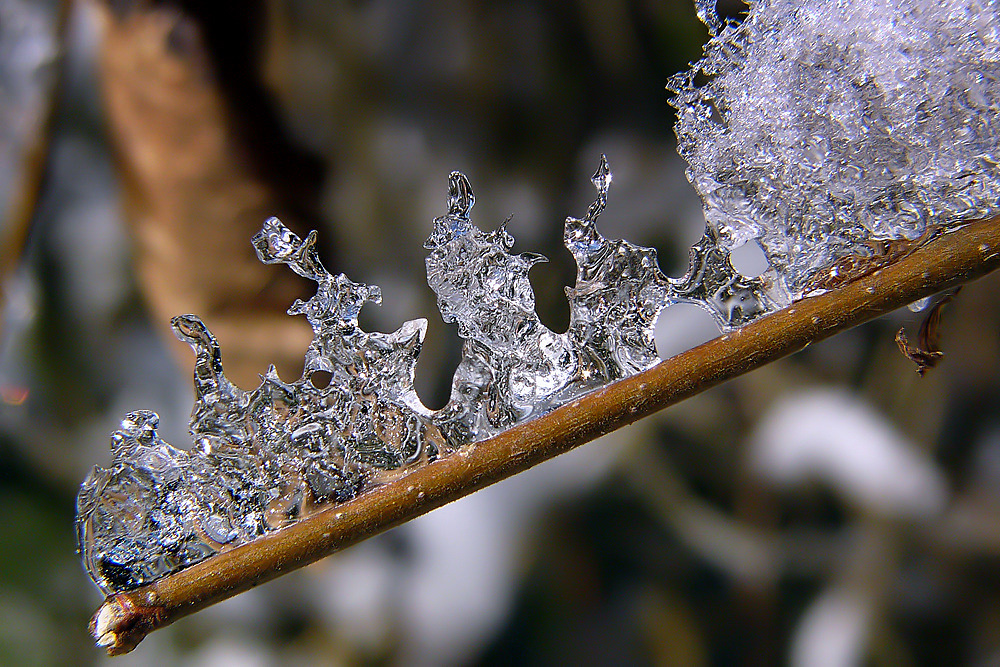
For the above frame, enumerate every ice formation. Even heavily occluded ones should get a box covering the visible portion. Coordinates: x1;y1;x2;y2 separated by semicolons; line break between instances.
76;158;774;593
673;0;1000;298
77;0;1000;595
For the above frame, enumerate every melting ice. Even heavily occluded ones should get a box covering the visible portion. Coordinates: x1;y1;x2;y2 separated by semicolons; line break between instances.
76;158;773;593
78;0;1000;594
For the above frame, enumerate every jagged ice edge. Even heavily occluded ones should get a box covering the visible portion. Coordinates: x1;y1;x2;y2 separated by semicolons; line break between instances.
75;157;776;594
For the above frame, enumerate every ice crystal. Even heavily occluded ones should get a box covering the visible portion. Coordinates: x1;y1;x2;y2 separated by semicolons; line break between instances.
76;157;774;593
77;0;1000;596
670;0;1000;298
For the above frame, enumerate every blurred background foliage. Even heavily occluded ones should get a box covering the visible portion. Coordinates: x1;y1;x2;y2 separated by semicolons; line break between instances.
2;0;1000;664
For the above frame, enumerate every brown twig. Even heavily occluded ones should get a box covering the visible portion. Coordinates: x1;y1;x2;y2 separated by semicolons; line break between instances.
91;216;1000;655
895;288;960;375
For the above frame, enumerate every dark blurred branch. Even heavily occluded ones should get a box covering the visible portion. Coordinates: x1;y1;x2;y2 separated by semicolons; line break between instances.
91;216;1000;655
94;0;327;385
0;0;69;337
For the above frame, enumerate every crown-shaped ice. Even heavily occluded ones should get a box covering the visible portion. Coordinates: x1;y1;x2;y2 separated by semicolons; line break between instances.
77;0;1000;597
77;158;778;593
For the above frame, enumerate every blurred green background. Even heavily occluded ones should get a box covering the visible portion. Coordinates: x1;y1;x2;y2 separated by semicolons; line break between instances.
3;0;1000;665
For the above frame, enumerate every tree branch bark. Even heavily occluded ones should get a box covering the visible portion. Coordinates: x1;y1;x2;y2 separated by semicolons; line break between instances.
91;216;1000;655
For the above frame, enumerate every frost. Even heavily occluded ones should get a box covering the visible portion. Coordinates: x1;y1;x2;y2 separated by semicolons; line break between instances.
670;0;1000;298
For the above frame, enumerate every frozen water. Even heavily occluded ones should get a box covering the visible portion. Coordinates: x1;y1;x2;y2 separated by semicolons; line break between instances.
76;158;775;593
693;0;722;36
79;222;447;593
670;0;1000;298
77;0;1000;594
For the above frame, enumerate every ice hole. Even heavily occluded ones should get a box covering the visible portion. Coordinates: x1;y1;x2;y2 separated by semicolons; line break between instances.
309;370;332;389
654;302;723;360
730;240;768;278
528;246;573;334
356;298;381;333
413;315;461;411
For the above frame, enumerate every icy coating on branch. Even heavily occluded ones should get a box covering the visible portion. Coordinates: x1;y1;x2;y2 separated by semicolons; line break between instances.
674;0;1000;298
76;158;775;593
76;0;1000;596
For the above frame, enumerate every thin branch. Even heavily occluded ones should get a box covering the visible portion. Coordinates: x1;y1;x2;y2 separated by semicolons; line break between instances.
92;217;1000;655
